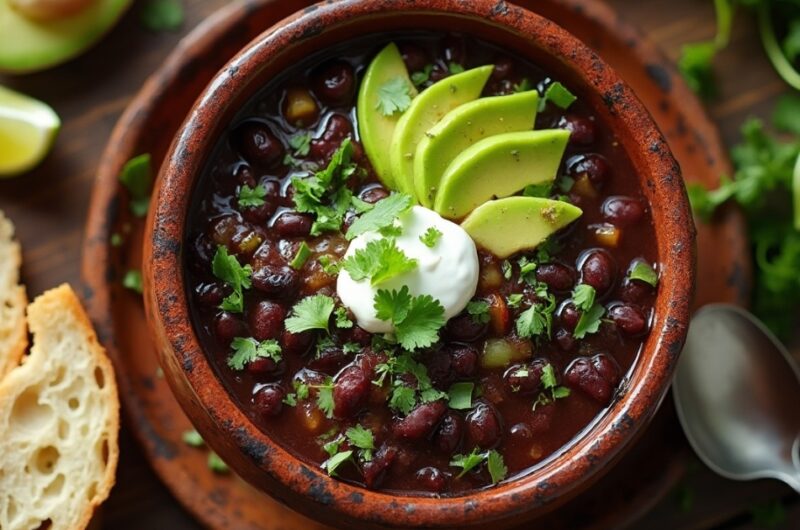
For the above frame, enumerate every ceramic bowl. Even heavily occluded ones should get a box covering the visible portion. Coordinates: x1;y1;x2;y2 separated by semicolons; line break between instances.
143;1;695;527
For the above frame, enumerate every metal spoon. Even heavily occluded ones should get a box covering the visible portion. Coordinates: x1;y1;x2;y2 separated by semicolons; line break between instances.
672;304;800;492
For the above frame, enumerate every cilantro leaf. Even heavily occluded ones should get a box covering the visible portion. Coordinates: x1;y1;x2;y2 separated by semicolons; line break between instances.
290;241;312;270
374;285;413;323
346;193;414;240
394;294;446;351
285;294;335;334
333;306;353;329
541;363;558;389
448;62;465;74
678;41;718;100
288;131;312;157
238;184;267;208
450;448;485;478
321;449;353;477
447;382;474;410
467;300;490;324
523;183;552;198
573;303;605;339
486;450;508;484
119;153;153;217
318;255;342;276
212;246;252;313
345;425;375;452
516;301;553;339
411;65;433;86
419;226;442;248
540;81;576;111
628;261;658;287
342;238;418;285
572;284;596;312
507;293;523;308
376;77;413;116
122;269;143;294
227;337;281;370
316;377;335;418
513;78;532;93
389;385;417;415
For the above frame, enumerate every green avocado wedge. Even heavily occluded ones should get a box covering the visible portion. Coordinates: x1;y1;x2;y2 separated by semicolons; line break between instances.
389;65;493;196
0;0;132;74
413;90;539;207
357;43;418;190
433;129;570;220
461;197;583;258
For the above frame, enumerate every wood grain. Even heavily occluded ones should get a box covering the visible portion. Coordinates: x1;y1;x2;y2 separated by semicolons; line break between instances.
0;0;794;528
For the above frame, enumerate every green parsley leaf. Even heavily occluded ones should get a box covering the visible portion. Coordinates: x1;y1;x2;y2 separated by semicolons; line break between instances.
346;193;414;240
486;450;508;484
288;131;312;157
316;377;335;418
207;452;229;474
376;77;413;116
571;284;596;312
540;81;576;111
285;294;336;334
411;64;434;86
238;184;267;208
122;269;143;294
227;337;281;370
419;226;443;248
389;385;417;415
467;300;490;324
507;293;524;308
447;382;474;410
342;238;418;285
119;154;152;217
290;241;312;270
513;78;532;93
573;303;605;339
335;306;354;329
448;62;465;74
322;449;353;476
182;429;204;448
212;246;252;313
450;448;485;478
141;0;184;32
628;261;658;287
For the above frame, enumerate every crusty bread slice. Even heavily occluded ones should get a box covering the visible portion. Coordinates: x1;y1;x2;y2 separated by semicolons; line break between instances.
0;210;27;379
0;284;119;530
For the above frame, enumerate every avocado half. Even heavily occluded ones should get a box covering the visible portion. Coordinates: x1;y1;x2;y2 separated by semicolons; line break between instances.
0;0;132;74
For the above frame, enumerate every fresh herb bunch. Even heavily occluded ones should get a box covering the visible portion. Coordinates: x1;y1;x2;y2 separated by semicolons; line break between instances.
680;0;800;97
688;94;800;338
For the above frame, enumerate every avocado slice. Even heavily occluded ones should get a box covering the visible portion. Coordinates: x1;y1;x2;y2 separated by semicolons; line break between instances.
0;85;60;177
461;196;583;258
413;90;538;207
357;43;418;190
389;65;493;196
433;129;569;220
0;0;131;74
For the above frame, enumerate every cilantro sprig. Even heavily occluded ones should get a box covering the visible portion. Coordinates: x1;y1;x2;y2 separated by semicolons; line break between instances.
238;184;267;208
285;294;336;334
211;246;252;313
532;363;570;410
346;193;414;240
628;261;658;287
571;284;605;339
374;286;446;351
449;448;508;484
376;77;414;116
342;238;418;285
419;226;442;247
227;337;281;370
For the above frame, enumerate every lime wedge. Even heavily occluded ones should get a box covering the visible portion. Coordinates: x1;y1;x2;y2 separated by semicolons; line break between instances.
0;85;60;177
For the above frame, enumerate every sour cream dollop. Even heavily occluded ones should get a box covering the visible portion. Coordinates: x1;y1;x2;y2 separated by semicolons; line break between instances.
337;205;479;334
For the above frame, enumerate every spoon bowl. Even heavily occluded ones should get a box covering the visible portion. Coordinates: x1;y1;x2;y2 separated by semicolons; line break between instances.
673;304;800;491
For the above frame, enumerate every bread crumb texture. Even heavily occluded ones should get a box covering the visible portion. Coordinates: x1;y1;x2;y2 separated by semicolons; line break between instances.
0;284;119;530
0;210;27;379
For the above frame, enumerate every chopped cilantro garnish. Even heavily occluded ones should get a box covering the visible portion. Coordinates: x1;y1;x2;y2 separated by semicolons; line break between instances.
411;64;434;86
335;306;354;329
515;292;556;339
315;376;335;418
572;284;596;312
447;382;474;410
486;450;508;484
237;184;267;208
628;261;658;287
227;337;281;370
573;303;605;339
533;363;570;410
523;183;552;198
182;429;204;448
283;380;311;407
419;226;443;247
290;241;312;270
343;342;361;355
318;255;342;276
448;62;465;74
376;77;414;116
513;78;533;93
211;246;252;313
140;0;184;32
374;286;446;351
119;153;153;217
389;385;417;415
345;425;375;461
517;256;538;284
375;352;445;413
122;269;143;294
207;452;229;474
346;193;414;240
501;260;513;280
322;449;353;476
540;81;576;111
288;131;312;157
466;300;490;324
450;448;485;477
507;293;524;308
285;294;335;334
342;238;418;285
351;195;374;214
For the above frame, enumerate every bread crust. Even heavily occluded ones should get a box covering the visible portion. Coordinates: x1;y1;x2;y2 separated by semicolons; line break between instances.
0;284;120;530
0;210;27;379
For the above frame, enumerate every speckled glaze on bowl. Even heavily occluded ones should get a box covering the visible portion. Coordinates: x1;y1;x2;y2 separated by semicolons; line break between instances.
143;1;695;528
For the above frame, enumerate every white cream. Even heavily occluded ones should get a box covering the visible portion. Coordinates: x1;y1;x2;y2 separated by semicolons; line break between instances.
337;205;479;334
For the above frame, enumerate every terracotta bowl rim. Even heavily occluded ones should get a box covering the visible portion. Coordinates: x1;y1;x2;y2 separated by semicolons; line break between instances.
144;0;696;527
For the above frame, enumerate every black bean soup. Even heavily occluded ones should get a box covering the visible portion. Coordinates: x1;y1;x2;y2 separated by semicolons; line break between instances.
185;32;658;495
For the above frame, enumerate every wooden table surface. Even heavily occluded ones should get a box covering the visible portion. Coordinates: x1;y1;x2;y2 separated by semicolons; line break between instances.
1;0;797;528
